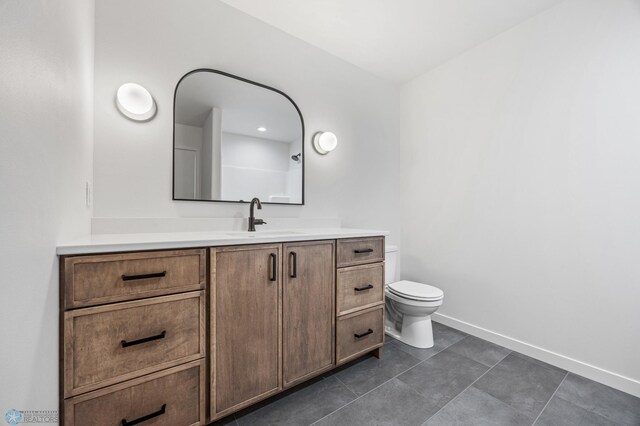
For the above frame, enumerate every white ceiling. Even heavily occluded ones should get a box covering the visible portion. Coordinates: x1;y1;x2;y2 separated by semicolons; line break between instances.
220;0;565;83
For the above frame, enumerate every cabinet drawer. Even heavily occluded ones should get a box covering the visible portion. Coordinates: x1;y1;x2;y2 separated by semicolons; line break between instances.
64;360;205;426
63;292;205;397
337;263;384;315
63;249;206;309
336;306;384;365
337;237;384;268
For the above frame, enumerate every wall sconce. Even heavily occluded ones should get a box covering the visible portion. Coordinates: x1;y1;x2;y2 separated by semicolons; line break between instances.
115;83;157;121
313;131;338;155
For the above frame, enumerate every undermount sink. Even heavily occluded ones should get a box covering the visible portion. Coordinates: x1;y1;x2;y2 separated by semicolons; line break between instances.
225;230;304;237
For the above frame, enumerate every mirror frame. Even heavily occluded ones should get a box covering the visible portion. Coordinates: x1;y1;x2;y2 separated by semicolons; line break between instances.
172;68;305;205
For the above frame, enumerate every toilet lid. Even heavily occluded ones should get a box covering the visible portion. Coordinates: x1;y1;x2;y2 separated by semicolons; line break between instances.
387;280;443;301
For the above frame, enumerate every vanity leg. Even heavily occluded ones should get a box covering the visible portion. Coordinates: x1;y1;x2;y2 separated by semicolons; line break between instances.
372;346;383;359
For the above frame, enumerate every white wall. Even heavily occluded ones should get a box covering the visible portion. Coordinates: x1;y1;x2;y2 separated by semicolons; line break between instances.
0;0;94;414
287;139;303;203
222;133;290;171
203;108;222;200
92;0;400;242
220;132;291;202
175;124;204;152
400;0;640;395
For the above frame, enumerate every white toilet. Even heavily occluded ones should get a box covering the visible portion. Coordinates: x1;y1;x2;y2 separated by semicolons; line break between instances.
384;246;444;349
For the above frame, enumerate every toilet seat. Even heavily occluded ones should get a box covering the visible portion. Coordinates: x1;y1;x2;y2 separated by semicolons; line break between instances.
387;280;444;301
385;288;443;308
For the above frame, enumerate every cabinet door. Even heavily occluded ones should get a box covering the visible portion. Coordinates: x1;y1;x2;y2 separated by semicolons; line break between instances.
283;241;335;387
211;244;282;418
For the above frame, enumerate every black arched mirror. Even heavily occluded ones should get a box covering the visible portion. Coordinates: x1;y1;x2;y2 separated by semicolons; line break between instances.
173;69;304;205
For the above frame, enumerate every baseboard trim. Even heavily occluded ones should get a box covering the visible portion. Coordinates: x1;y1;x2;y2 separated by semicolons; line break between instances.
432;313;640;398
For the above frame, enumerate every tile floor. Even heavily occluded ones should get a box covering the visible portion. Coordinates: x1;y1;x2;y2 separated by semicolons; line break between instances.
215;322;640;426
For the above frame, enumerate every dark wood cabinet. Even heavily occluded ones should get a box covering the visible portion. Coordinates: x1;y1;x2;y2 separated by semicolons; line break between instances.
282;241;335;388
60;251;206;426
61;235;385;425
210;244;282;419
335;237;385;365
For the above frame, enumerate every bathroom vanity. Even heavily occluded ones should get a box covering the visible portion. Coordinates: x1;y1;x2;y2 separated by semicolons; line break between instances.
58;229;386;425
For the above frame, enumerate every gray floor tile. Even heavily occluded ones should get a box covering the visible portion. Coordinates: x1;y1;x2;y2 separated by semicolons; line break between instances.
448;335;511;367
534;395;618;426
432;321;468;342
211;326;640;426
473;353;566;419
235;376;356;426
390;322;467;361
511;351;567;375
384;334;398;345
398;349;489;413
313;378;434;426
554;373;640;426
389;340;443;362
423;386;531;426
334;343;421;396
210;415;238;425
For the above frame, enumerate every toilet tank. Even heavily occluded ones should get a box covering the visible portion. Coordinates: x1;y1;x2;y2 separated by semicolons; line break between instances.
385;245;399;284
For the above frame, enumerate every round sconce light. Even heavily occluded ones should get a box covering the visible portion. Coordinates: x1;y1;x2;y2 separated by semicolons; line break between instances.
313;131;338;155
115;83;157;121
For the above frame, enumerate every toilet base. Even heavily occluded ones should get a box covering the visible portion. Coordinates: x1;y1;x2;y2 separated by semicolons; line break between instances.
385;314;434;349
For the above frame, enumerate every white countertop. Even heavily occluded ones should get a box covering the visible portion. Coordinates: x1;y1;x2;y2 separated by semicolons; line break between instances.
56;228;389;255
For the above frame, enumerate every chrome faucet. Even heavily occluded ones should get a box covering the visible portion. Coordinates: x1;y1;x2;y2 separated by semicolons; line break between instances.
248;197;267;232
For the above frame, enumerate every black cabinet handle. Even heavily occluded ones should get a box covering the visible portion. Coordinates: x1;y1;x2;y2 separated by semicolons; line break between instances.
270;253;277;281
121;404;166;426
354;284;374;292
121;330;166;348
354;248;374;254
354;329;374;339
290;251;297;278
121;271;166;281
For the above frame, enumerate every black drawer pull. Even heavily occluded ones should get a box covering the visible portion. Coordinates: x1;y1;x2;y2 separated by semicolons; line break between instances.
354;284;374;292
354;329;374;339
121;330;166;348
121;404;166;426
270;253;277;281
290;251;297;278
121;271;166;281
354;248;374;254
